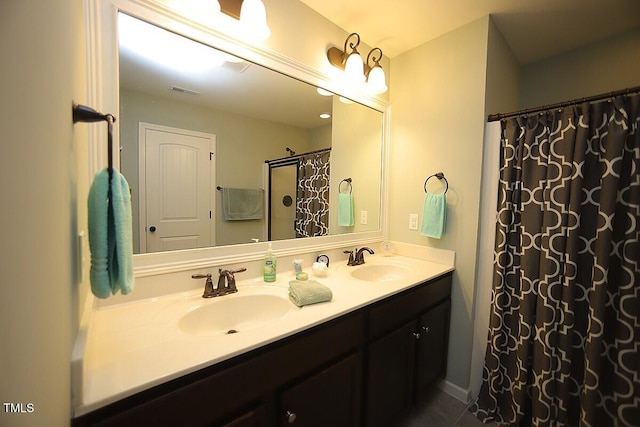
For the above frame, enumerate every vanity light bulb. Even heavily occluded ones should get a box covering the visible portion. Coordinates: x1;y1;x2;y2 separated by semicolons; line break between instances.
344;52;365;83
319;113;331;119
367;65;387;94
240;0;271;42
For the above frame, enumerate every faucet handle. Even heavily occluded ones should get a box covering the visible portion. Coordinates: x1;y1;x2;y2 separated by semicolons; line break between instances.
225;267;246;293
192;273;216;298
344;250;356;266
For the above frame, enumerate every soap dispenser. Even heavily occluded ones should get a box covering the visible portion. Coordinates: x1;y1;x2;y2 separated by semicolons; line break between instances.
263;243;277;282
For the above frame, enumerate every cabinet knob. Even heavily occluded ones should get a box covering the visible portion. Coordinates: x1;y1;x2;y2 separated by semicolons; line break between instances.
286;410;297;423
413;332;421;340
422;326;430;334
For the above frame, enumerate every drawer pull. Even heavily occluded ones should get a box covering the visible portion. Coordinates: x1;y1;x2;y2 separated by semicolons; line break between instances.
286;410;297;423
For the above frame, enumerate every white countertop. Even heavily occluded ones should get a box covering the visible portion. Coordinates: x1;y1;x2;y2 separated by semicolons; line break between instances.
74;252;454;416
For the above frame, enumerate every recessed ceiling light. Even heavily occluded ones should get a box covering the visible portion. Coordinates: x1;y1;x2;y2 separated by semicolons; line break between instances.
316;88;333;96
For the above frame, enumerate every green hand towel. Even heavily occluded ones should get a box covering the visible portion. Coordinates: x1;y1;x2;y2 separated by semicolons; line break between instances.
88;168;134;298
338;192;354;226
420;192;447;238
289;280;333;307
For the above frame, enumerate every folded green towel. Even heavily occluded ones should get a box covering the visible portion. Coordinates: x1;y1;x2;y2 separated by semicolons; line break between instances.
420;192;447;239
289;280;333;307
338;192;354;226
88;168;134;298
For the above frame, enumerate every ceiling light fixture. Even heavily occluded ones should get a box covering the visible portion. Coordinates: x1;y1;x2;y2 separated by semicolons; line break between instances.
316;88;334;96
365;47;388;94
327;33;365;83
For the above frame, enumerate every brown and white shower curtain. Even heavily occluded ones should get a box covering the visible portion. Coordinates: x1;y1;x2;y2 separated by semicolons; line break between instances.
294;150;330;238
471;94;640;426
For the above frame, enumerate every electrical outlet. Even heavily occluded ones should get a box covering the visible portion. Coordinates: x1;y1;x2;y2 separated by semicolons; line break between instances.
409;214;419;230
360;210;368;225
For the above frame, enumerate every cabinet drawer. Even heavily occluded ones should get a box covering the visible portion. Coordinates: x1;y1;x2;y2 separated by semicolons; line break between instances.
368;273;451;339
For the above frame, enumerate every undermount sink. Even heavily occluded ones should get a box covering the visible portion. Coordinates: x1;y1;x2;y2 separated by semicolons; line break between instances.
349;263;413;282
178;293;294;336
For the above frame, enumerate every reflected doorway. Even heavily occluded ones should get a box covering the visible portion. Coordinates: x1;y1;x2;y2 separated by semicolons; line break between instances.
268;163;297;241
267;148;331;241
138;123;216;253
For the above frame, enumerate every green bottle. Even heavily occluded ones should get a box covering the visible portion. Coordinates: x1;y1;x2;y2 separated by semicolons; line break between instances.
263;243;277;282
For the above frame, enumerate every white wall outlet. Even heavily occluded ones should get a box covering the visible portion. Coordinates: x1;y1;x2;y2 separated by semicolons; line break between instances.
409;213;419;230
360;210;368;225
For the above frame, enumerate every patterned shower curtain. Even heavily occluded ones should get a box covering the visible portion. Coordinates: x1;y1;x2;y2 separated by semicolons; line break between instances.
294;150;331;238
471;94;640;426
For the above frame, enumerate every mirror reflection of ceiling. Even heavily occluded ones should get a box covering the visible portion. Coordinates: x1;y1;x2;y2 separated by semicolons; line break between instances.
118;13;333;130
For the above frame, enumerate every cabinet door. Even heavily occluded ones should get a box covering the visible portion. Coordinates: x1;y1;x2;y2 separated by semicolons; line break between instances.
279;354;360;427
415;300;451;394
365;321;417;427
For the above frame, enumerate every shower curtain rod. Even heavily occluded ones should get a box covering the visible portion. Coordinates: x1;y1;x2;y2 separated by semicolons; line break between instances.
487;85;640;122
265;147;331;166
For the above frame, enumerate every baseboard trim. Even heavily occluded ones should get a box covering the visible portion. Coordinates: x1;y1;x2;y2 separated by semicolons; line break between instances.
438;379;472;404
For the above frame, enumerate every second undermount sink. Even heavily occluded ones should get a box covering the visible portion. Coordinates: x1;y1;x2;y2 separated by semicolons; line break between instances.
349;263;413;282
178;292;294;336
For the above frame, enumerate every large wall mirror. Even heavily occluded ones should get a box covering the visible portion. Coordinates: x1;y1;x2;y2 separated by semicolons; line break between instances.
90;0;388;272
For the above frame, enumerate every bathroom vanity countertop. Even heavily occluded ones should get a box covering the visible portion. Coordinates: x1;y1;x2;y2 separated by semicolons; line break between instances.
75;253;454;416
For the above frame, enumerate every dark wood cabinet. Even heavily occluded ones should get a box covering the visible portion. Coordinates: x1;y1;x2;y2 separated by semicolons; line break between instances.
73;272;452;427
365;275;452;427
279;353;360;427
365;321;416;427
415;300;451;395
220;405;268;427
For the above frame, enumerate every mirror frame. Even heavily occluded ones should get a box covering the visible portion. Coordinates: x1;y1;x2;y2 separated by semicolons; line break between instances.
84;0;390;277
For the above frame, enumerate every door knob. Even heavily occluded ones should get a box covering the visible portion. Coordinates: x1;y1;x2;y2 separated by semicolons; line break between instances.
422;326;430;334
286;410;297;423
413;332;421;340
149;226;157;232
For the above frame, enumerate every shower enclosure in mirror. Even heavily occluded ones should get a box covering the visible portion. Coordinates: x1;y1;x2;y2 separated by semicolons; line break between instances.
117;12;385;254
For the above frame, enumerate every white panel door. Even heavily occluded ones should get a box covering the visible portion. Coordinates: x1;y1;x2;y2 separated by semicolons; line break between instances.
139;123;215;253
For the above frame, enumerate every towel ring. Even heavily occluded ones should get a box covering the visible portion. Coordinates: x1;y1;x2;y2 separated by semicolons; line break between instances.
339;178;352;194
424;172;448;194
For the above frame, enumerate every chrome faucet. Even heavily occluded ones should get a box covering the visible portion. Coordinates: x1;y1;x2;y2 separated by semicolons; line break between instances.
191;267;247;298
354;247;375;265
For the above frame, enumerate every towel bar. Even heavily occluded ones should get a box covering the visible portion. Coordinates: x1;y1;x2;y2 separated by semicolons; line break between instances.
72;103;117;185
424;172;448;194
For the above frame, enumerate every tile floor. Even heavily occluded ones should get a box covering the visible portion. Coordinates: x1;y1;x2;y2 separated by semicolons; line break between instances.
398;388;498;427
